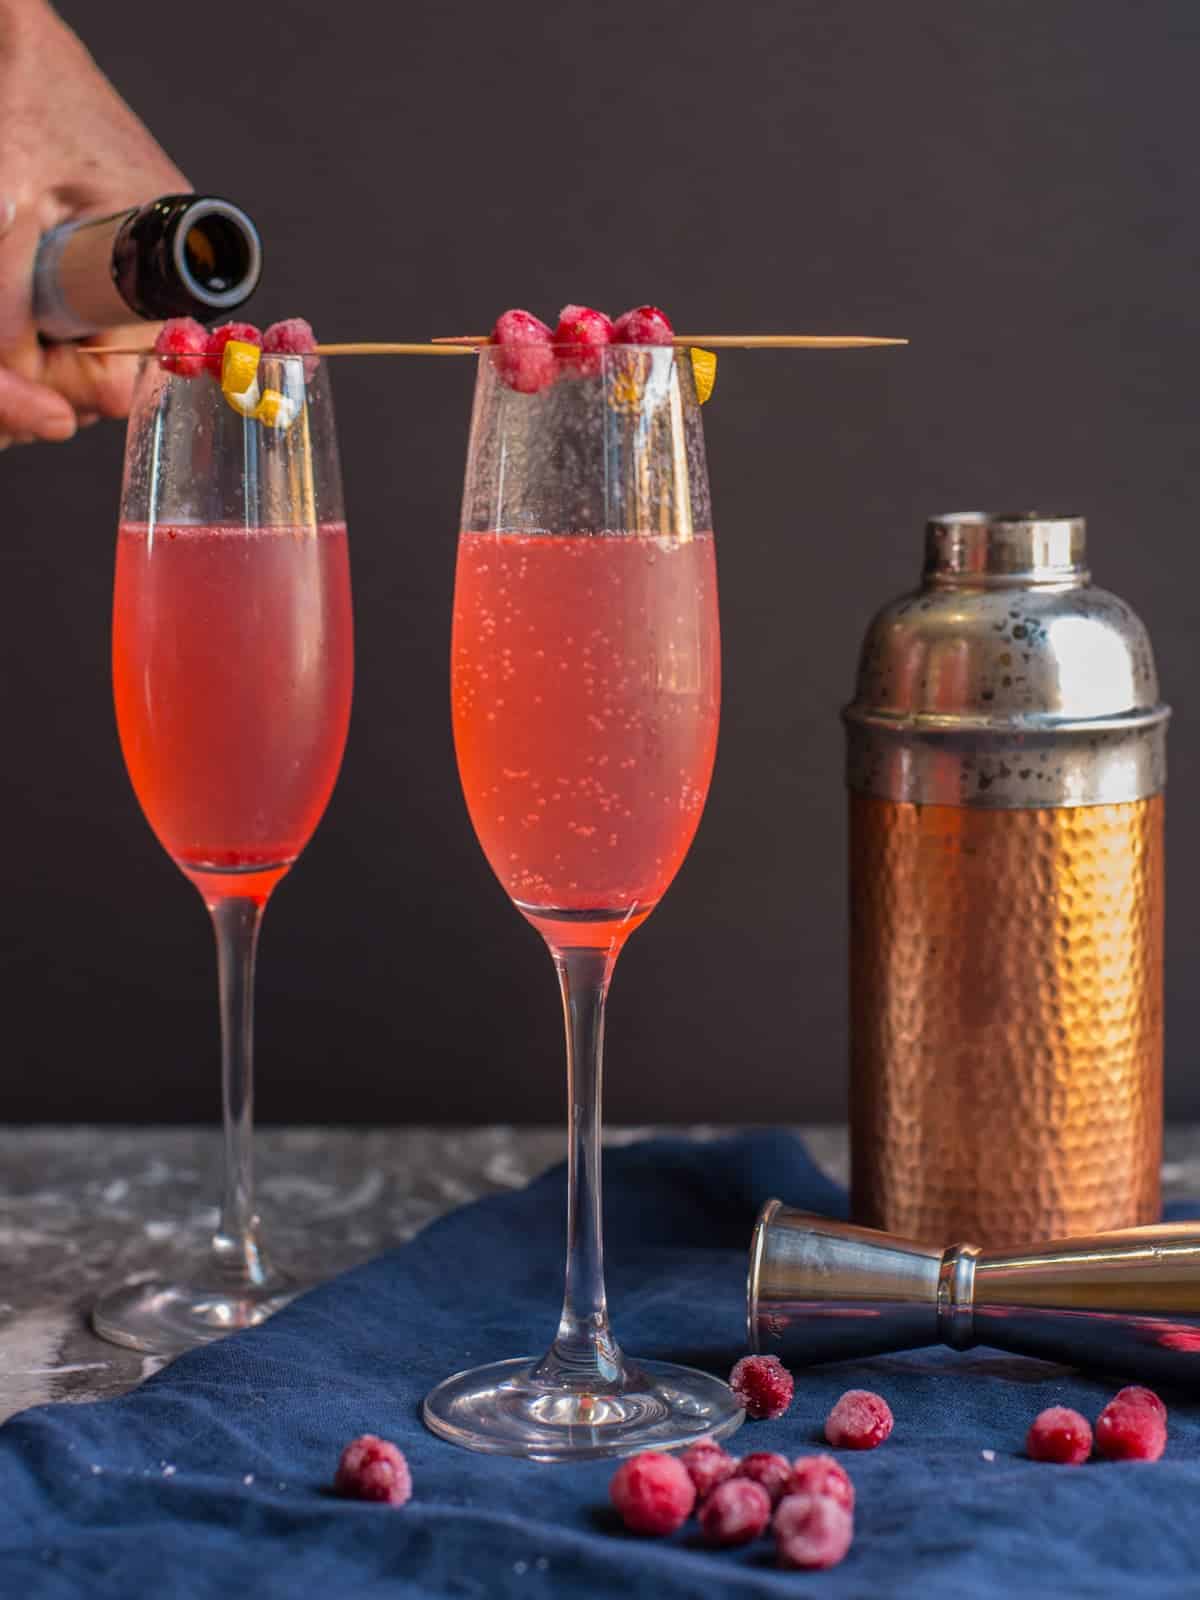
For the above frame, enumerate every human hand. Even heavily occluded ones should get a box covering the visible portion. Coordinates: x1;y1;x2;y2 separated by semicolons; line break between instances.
0;0;188;447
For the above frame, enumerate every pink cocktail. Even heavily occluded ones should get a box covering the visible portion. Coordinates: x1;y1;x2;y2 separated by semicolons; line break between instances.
114;521;352;903
424;338;741;1459
452;529;719;948
95;350;351;1355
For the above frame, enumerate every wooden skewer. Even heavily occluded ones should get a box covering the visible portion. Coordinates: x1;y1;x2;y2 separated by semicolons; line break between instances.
79;334;907;357
314;343;475;355
433;333;908;349
77;341;478;356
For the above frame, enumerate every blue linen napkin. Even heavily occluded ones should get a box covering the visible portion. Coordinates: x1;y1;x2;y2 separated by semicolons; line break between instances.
1;1130;1198;1599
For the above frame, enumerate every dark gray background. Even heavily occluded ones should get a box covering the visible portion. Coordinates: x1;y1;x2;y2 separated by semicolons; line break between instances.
4;0;1197;1123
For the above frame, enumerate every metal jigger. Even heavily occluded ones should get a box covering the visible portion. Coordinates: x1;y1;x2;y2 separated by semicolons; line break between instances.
748;1202;1200;1387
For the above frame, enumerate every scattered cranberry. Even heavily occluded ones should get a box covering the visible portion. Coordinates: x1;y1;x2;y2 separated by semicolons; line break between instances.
1111;1385;1167;1423
824;1389;894;1450
735;1451;792;1506
790;1453;855;1513
774;1493;854;1570
1025;1406;1093;1464
553;304;613;377
609;1451;695;1535
1094;1399;1166;1462
154;317;208;377
333;1435;412;1505
206;321;262;379
491;309;557;395
263;317;319;378
729;1355;794;1420
612;305;674;346
698;1478;771;1547
680;1441;737;1500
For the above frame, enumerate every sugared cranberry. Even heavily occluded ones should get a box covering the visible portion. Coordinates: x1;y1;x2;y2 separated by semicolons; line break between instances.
680;1441;737;1500
206;321;261;379
612;305;674;346
609;1451;695;1535
553;304;613;377
1094;1399;1166;1462
790;1453;855;1513
824;1389;894;1450
333;1435;412;1505
1111;1385;1167;1422
729;1354;794;1420
491;309;557;395
263;317;319;378
698;1478;771;1547
774;1493;854;1570
1025;1406;1093;1464
154;317;208;377
735;1451;792;1506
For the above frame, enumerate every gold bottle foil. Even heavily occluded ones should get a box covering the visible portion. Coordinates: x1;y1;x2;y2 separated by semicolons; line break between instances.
844;514;1168;1248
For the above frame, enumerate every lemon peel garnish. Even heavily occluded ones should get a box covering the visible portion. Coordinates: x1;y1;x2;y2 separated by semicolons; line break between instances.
253;388;300;429
690;347;717;405
221;339;260;393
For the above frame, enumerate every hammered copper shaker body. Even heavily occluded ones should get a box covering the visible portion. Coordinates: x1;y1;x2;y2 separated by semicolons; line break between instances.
843;513;1168;1247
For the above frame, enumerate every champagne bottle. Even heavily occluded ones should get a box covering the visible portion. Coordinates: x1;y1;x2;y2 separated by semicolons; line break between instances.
33;194;262;340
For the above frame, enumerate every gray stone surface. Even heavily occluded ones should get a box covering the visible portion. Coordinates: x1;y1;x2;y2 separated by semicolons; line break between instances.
0;1125;1196;1423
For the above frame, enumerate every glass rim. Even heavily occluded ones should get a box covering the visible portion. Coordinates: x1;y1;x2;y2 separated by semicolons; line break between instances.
137;349;318;364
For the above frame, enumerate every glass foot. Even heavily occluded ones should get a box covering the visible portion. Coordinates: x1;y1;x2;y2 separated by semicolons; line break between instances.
422;1356;744;1461
91;1274;295;1357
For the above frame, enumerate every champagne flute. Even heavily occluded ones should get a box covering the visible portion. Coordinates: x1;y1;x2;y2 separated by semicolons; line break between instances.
93;350;353;1354
423;342;741;1458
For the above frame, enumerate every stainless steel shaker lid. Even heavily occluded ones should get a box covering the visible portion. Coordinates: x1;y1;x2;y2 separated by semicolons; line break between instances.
843;511;1169;808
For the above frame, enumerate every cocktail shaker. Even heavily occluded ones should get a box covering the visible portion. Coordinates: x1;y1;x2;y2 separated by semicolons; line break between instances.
748;1204;1200;1389
844;513;1168;1246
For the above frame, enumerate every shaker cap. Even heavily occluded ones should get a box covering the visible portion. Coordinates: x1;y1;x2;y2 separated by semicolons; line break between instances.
925;511;1087;586
843;510;1169;807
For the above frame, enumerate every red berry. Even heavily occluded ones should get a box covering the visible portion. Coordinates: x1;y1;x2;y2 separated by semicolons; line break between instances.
1094;1399;1166;1462
1111;1385;1167;1422
1025;1406;1093;1465
789;1453;855;1513
824;1389;894;1450
553;304;613;377
263;317;319;379
698;1478;771;1547
774;1493;854;1571
729;1354;794;1420
735;1451;792;1506
154;317;208;377
679;1441;737;1500
609;1451;695;1535
206;321;261;379
491;309;557;395
333;1435;412;1505
612;305;674;346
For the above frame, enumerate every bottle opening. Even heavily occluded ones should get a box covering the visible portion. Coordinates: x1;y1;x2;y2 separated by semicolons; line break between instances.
173;200;262;309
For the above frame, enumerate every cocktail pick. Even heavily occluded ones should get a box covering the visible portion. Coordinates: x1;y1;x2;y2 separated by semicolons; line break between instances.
748;1203;1200;1387
433;333;908;349
81;334;908;356
77;341;480;356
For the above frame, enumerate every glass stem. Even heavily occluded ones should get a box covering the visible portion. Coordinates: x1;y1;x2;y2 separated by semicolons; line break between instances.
207;895;271;1287
533;943;626;1390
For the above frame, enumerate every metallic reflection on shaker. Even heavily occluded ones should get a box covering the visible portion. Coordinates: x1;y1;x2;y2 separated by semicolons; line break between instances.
748;1204;1200;1389
844;514;1168;1247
